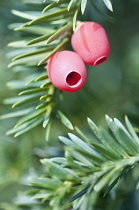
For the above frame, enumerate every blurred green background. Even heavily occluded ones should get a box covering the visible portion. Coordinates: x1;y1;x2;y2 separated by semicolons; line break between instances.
0;0;139;207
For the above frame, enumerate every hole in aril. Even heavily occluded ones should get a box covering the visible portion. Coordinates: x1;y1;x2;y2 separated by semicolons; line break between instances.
94;56;108;65
66;71;81;87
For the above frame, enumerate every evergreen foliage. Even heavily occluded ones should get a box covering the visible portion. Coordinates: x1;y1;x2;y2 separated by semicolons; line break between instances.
1;0;113;139
1;0;139;209
1;116;139;209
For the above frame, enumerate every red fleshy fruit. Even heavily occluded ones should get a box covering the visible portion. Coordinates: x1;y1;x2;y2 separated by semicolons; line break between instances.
47;50;87;92
71;22;110;66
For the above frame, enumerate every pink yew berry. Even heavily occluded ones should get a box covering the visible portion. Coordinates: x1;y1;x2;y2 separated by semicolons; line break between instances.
47;50;87;92
71;21;110;66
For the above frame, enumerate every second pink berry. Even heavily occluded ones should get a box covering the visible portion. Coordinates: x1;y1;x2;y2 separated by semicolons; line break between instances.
71;21;110;66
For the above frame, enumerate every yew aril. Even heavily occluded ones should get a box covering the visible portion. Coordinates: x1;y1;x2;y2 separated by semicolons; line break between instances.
47;50;87;92
71;22;110;66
